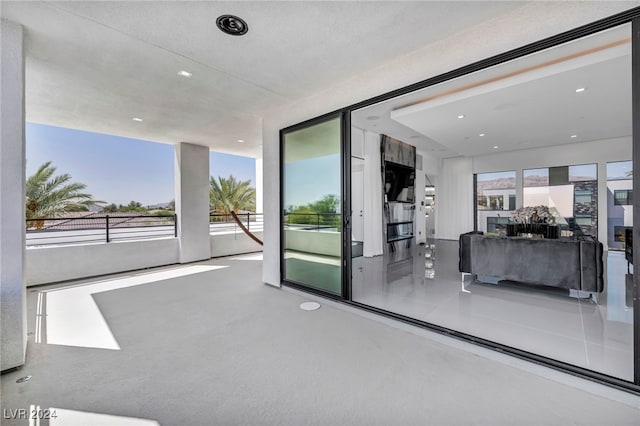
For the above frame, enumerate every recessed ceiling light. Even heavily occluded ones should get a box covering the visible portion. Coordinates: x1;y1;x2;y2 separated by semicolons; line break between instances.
216;15;249;36
575;87;586;93
366;115;379;121
132;117;143;122
493;146;499;149
479;133;485;137
570;135;577;138
237;139;245;143
457;115;465;119
177;70;192;78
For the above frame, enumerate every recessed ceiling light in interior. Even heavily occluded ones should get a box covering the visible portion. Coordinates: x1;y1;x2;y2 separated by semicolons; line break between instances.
457;115;465;119
216;15;249;36
571;135;578;138
177;70;192;78
493;146;499;149
366;115;379;121
132;117;143;122
479;133;485;137
575;87;586;93
237;139;245;143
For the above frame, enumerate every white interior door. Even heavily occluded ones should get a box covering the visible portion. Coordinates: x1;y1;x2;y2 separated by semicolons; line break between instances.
352;157;365;242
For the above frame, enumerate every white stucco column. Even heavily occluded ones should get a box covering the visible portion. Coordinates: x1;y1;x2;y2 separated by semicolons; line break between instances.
175;142;210;263
255;158;263;214
262;118;281;287
0;19;27;371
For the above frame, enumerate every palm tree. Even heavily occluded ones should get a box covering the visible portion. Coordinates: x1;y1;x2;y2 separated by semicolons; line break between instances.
209;175;256;214
26;161;100;227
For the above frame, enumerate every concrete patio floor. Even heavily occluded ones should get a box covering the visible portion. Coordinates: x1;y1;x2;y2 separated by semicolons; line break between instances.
1;252;640;425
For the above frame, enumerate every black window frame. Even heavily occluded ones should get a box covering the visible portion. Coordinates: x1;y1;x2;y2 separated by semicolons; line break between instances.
615;189;634;205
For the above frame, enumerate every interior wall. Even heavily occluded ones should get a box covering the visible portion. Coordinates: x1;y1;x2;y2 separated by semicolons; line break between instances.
435;157;474;240
262;3;637;286
351;127;365;243
415;151;427;244
471;137;631;174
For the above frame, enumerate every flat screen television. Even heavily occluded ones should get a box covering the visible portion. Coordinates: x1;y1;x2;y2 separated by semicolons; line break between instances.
384;161;415;203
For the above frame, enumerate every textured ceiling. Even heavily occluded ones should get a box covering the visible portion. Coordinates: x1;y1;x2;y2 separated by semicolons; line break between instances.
0;1;525;157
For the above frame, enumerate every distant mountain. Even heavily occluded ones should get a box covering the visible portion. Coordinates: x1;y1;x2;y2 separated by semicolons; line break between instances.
479;174;597;191
477;177;515;191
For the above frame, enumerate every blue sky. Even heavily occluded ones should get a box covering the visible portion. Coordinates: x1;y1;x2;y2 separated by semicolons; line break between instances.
26;123;255;206
285;154;340;209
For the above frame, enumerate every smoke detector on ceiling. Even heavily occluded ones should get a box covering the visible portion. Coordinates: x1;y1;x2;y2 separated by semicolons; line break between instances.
216;15;249;36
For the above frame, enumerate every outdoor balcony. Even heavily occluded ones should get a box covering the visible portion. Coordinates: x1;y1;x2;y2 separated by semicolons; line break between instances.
1;253;638;425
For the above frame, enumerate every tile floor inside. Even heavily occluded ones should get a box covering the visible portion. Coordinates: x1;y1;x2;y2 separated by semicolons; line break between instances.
352;239;634;381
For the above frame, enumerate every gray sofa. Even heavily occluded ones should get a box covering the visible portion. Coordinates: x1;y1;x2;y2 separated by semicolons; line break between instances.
459;231;604;293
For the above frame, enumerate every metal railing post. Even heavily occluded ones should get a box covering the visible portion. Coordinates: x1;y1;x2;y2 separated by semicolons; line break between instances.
174;214;178;237
106;215;110;242
247;213;250;231
317;213;320;231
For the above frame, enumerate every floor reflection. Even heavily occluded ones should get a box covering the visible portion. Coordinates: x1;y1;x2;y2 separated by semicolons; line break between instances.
352;239;633;381
284;250;341;295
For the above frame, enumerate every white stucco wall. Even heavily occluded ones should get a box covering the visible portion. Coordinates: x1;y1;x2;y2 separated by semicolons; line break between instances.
26;238;180;286
262;3;636;286
0;19;27;371
210;232;263;258
25;232;262;287
285;230;341;257
436;157;475;240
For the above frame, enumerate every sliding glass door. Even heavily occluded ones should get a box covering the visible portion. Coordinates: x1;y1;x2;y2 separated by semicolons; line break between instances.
348;21;635;384
279;9;640;392
281;114;344;296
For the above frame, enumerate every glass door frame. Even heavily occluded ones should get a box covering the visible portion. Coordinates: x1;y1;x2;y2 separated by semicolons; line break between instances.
279;111;351;299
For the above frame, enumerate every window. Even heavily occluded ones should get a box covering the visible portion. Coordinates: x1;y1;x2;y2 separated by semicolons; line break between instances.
486;216;509;234
614;189;633;205
574;189;592;204
569;164;597;182
523;168;548;187
607;161;633;251
523;163;597;236
475;171;516;232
